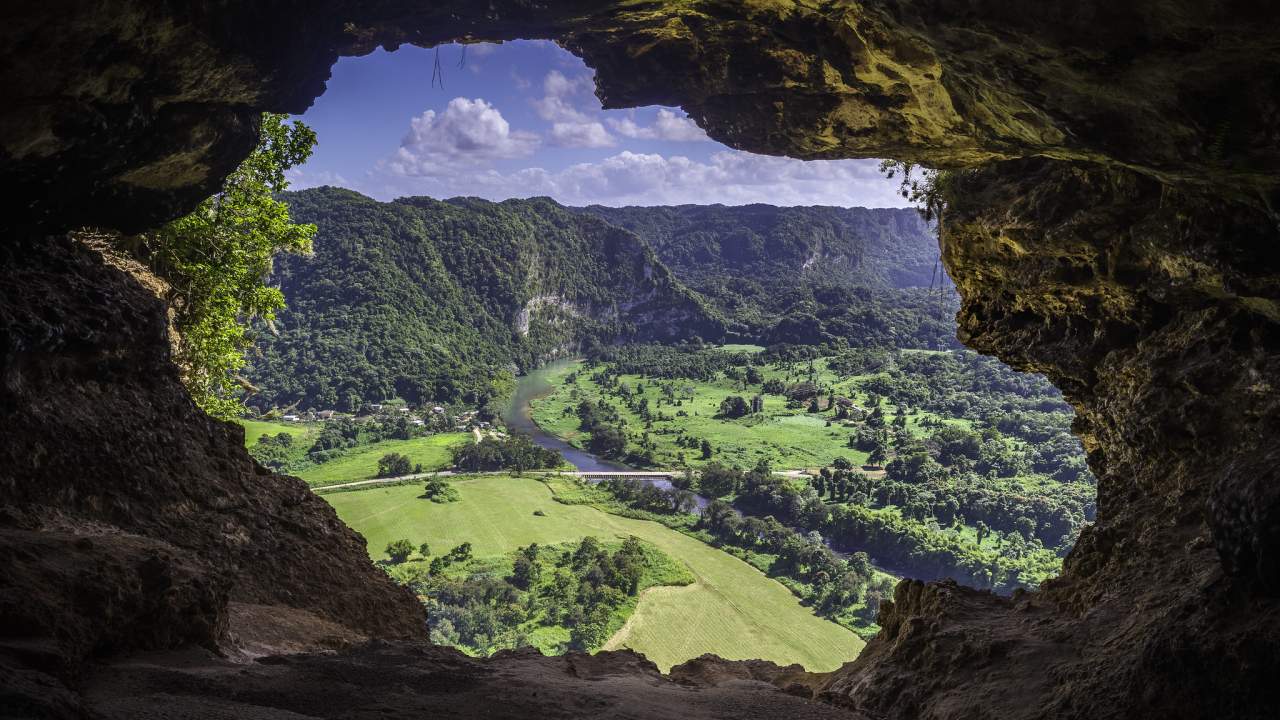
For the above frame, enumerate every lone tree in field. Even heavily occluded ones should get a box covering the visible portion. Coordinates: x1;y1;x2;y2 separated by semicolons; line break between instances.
385;538;414;563
718;395;750;418
418;542;431;558
377;452;413;477
700;439;713;459
422;477;459;503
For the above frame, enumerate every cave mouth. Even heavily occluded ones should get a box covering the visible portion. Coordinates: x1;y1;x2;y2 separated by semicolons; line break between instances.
223;39;1098;671
3;3;1278;718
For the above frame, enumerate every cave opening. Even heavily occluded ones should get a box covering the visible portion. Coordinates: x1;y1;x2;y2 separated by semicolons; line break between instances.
218;39;1098;672
2;3;1278;719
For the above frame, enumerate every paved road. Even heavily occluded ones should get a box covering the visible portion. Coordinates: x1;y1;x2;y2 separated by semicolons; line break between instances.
312;468;679;492
311;467;885;493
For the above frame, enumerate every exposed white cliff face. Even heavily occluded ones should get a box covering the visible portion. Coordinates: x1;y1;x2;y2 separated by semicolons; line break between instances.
516;294;590;336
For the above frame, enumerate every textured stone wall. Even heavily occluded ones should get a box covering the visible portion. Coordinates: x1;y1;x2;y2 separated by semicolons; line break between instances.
819;159;1280;717
2;1;1279;718
0;236;428;672
5;2;1278;232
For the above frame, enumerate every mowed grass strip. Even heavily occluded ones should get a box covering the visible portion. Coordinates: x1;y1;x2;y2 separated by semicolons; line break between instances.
324;475;864;672
295;432;470;486
236;419;313;447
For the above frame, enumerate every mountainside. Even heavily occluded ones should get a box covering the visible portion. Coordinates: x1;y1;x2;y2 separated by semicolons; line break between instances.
579;204;955;345
579;204;939;290
245;188;721;411
247;191;956;412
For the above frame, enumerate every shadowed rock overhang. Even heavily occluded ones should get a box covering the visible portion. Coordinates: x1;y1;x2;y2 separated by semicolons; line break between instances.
1;2;1278;719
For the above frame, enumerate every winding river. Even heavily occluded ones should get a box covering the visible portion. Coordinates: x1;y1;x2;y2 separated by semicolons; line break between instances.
505;359;712;509
506;361;900;570
503;359;630;473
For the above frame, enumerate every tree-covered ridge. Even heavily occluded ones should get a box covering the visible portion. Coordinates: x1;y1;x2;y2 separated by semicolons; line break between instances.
245;188;722;411
577;204;957;346
578;204;939;289
247;192;961;413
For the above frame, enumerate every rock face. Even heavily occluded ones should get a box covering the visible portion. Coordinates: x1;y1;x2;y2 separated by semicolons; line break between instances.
77;645;859;720
2;1;1279;719
820;159;1280;718
6;1;1279;233
0;237;427;689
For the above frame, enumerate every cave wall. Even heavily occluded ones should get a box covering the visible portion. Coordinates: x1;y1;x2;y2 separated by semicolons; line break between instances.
819;159;1280;718
0;235;427;676
2;1;1279;719
5;1;1278;234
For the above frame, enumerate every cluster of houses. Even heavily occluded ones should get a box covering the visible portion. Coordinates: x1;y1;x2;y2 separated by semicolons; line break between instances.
275;403;491;431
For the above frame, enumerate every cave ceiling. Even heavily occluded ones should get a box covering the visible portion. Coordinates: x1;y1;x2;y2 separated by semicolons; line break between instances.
2;1;1278;233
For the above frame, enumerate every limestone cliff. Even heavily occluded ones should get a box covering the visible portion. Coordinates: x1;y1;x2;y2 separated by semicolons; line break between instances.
2;2;1279;719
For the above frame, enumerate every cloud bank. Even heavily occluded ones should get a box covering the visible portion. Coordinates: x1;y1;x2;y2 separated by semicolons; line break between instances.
361;147;908;208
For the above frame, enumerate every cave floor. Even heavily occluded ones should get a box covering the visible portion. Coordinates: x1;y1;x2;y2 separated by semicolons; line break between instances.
78;642;865;720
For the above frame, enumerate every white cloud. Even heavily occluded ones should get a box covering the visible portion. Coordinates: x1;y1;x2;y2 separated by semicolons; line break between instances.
370;148;908;208
284;167;349;190
549;121;616;148
608;109;710;142
385;97;539;176
531;70;598;123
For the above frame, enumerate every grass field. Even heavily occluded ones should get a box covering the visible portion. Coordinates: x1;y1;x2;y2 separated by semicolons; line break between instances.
236;419;314;448
530;355;974;471
295;432;470;486
324;475;864;671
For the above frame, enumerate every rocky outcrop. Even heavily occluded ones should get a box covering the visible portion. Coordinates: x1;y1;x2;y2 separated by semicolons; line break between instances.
3;1;1280;719
68;644;861;720
6;2;1279;234
0;236;427;687
819;160;1280;718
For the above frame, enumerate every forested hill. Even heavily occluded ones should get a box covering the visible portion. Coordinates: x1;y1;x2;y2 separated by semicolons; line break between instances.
577;205;939;289
577;204;956;347
245;188;721;412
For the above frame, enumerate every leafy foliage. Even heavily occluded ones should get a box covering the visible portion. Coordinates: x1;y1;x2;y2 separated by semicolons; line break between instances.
392;537;694;656
247;190;722;412
131;114;317;418
377;452;414;478
451;434;562;472
423;477;460;503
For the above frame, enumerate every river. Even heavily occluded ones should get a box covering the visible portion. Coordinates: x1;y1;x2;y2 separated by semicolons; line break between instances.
505;363;911;572
505;359;711;508
503;359;631;473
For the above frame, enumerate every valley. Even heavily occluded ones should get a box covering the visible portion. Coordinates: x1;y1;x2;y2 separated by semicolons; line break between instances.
524;344;1091;592
230;189;1094;671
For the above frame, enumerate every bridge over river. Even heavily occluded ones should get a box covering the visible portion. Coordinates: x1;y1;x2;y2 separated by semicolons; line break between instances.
565;470;679;480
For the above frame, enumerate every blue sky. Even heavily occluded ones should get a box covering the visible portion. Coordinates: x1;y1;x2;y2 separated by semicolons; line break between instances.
287;41;909;208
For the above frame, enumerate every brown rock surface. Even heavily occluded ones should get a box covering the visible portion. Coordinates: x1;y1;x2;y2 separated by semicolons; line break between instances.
2;2;1280;719
0;237;427;672
4;1;1278;232
74;644;862;720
